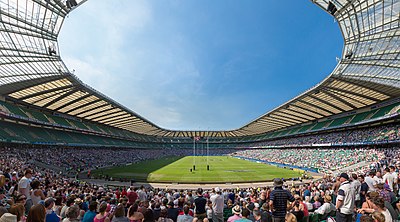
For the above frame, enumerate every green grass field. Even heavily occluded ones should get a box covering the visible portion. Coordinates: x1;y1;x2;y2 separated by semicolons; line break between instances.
93;156;301;183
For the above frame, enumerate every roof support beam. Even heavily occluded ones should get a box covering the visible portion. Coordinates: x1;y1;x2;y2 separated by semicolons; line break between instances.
279;108;317;121
91;111;128;122
68;99;106;115
17;85;73;101
269;112;305;124
256;118;293;127
0;75;67;95
331;76;395;97
321;89;358;109
42;88;78;109
79;106;117;119
325;86;380;103
102;116;140;125
298;100;335;115
54;92;92;111
289;103;325;118
307;94;346;113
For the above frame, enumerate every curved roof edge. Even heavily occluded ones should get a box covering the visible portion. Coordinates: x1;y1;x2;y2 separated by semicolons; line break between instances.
0;0;398;137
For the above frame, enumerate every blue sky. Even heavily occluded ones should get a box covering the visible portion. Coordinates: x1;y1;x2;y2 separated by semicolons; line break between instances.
59;0;342;131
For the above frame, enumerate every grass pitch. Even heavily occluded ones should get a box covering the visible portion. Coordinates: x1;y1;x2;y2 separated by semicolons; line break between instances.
94;156;301;183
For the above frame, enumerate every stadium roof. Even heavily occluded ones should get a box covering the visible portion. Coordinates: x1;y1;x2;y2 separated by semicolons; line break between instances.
0;0;398;137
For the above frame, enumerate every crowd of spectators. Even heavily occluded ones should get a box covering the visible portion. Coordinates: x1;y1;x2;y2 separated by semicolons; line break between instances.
1;145;400;222
235;124;400;148
0;124;399;222
1;147;234;175
232;148;386;173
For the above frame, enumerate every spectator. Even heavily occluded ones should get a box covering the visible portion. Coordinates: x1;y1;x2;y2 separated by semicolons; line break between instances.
44;197;60;222
314;195;335;217
194;188;207;221
127;187;138;206
94;203;110;222
27;204;46;222
335;173;355;222
17;169;32;214
30;180;45;205
128;204;143;222
235;208;251;222
157;209;173;222
269;178;295;222
0;213;17;222
111;205;129;222
290;200;304;222
227;205;241;222
177;205;193;222
63;205;80;222
357;196;392;222
210;188;223;222
82;201;97;222
8;204;24;222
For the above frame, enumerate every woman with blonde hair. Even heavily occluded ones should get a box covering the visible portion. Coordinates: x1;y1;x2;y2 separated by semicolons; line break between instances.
371;211;385;222
314;195;336;216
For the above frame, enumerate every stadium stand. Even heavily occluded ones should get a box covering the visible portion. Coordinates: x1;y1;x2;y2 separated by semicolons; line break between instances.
0;99;398;148
0;0;398;221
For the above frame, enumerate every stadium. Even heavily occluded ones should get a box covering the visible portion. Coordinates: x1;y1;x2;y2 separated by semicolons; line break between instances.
0;0;399;221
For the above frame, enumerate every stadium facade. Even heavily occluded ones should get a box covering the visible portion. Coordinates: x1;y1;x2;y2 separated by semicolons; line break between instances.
0;0;398;148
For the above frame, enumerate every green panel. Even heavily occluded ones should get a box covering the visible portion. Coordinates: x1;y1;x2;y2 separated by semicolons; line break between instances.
0;102;29;118
287;126;301;135
68;120;89;130
86;123;103;133
311;120;330;131
29;110;50;123
50;116;73;127
297;124;315;133
371;103;399;119
349;110;375;123
328;116;350;127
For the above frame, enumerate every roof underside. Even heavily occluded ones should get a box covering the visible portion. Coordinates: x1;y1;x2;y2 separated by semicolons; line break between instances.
0;0;399;137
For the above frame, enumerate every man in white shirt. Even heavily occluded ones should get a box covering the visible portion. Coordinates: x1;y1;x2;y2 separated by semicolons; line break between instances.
382;167;394;191
336;173;355;222
390;166;398;193
18;169;33;214
365;171;377;192
351;174;361;208
374;171;383;184
210;187;224;222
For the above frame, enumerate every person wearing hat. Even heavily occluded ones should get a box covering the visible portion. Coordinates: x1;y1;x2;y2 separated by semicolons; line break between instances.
0;213;17;222
210;187;224;222
227;205;242;222
314;195;335;217
335;173;355;222
233;208;251;222
269;178;295;222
